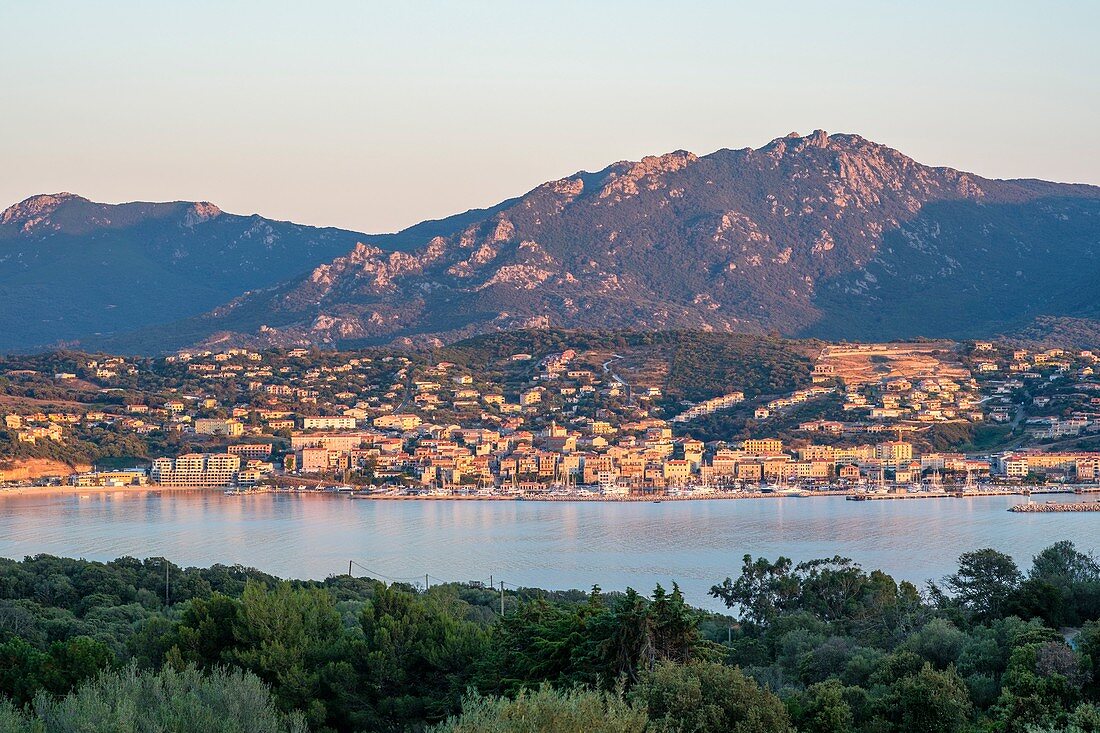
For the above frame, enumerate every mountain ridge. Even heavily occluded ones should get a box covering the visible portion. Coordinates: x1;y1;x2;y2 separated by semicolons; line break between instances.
0;194;393;351
7;129;1100;354
98;129;1099;352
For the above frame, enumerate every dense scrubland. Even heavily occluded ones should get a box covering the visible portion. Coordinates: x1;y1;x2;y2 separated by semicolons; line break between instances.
1;541;1099;732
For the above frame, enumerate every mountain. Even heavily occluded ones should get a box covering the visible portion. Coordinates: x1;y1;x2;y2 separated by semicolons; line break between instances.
0;193;381;351
11;131;1100;354
121;130;1098;353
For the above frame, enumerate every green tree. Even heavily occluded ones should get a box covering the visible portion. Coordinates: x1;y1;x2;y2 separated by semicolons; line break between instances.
228;581;344;727
358;582;489;731
711;556;798;627
431;685;647;733
1030;541;1100;584
941;548;1022;619
792;679;854;733
631;661;794;733
167;592;243;667
0;699;34;733
484;593;600;693
876;663;973;733
901;618;967;669
994;640;1088;733
578;585;711;687
0;635;113;705
0;636;50;705
27;664;306;733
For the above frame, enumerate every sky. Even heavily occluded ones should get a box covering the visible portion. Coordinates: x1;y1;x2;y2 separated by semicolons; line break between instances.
1;1;1097;234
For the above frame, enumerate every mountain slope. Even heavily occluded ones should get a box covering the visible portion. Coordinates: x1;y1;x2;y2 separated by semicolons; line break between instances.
131;130;1099;352
0;193;385;351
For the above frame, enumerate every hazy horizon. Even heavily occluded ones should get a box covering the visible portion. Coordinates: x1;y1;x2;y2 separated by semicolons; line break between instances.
3;1;1098;233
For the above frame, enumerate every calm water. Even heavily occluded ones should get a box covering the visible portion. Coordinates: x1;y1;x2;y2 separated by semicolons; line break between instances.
0;492;1096;611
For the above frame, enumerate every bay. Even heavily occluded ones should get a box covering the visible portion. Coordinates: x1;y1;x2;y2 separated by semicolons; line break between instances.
1;492;1096;611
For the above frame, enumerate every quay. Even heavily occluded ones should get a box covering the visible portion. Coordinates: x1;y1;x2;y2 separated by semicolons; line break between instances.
348;491;783;502
847;491;961;501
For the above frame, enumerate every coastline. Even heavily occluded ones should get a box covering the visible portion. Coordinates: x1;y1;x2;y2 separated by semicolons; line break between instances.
0;483;1084;504
0;484;210;498
343;488;1062;503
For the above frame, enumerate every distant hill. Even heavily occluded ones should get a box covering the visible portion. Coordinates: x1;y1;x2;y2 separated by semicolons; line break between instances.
108;130;1099;353
0;193;382;351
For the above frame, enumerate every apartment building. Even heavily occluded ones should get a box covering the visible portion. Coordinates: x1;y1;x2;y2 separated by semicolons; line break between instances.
743;439;783;455
150;453;241;487
301;416;357;430
227;443;274;460
194;418;244;437
874;441;913;469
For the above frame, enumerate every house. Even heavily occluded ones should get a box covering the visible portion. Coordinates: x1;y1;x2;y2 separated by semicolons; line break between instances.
742;439;783;455
373;414;422;430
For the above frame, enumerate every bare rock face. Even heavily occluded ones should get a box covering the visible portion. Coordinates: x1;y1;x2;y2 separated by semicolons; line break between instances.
598;151;699;201
183;202;222;226
0;192;85;233
167;130;1100;352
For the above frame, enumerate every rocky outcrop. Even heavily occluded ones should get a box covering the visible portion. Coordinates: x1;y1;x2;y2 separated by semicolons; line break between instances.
0;193;84;233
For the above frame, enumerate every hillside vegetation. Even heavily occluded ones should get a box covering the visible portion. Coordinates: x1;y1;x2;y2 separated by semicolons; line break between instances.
440;329;817;403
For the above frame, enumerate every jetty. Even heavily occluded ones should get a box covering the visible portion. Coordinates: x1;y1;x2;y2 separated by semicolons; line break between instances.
1009;501;1100;513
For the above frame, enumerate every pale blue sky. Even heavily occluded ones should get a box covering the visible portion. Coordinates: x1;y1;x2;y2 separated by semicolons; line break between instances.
1;1;1097;233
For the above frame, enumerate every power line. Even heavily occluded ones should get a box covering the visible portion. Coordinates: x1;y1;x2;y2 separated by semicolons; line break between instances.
347;560;404;584
345;560;532;609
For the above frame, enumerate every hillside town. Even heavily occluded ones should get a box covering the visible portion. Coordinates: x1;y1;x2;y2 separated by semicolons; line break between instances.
4;336;1100;501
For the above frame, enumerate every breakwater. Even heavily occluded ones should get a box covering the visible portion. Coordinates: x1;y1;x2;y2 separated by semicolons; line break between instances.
1009;501;1100;513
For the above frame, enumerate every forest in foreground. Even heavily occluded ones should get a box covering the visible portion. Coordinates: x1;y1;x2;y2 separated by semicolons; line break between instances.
1;543;1099;733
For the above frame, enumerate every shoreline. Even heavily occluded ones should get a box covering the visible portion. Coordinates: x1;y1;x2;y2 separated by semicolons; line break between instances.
0;484;211;498
0;483;1083;504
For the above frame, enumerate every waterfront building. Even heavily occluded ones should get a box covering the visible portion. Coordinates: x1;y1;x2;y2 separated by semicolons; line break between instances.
150;453;241;487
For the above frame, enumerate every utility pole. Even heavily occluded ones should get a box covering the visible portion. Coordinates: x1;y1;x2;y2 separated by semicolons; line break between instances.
425;574;429;591
500;581;505;616
349;560;353;577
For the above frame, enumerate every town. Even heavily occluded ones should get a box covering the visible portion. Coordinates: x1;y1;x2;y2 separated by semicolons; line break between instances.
4;331;1100;502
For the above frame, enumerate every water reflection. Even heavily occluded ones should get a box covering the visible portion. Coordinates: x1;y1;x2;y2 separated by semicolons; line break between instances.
1;492;1096;610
